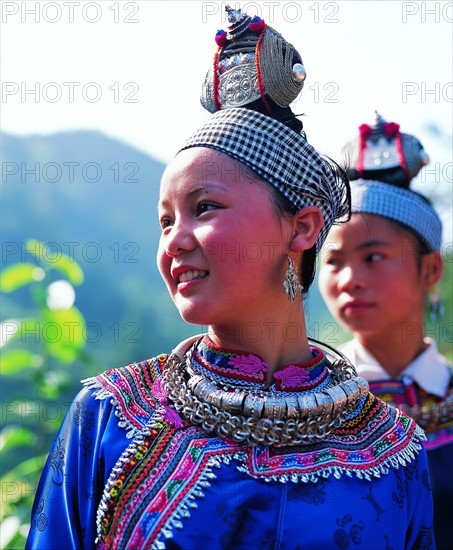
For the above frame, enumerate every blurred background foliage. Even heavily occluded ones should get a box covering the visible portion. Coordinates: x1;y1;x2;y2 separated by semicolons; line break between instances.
1;130;451;547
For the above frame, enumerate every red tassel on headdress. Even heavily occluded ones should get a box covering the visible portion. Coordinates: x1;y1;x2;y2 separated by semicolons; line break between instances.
249;17;266;33
215;30;229;47
357;124;372;174
254;22;271;114
383;122;399;138
213;46;222;112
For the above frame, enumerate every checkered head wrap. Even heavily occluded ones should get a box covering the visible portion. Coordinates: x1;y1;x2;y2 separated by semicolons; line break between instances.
351;179;442;252
178;108;350;252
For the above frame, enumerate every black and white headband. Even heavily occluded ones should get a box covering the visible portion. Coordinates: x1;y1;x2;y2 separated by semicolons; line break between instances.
178;108;349;252
350;179;442;252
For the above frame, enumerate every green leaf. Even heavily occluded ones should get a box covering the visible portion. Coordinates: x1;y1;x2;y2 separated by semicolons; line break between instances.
1;318;43;350
0;426;36;452
51;255;84;286
39;371;72;400
0;264;45;293
0;349;41;375
41;307;86;363
25;239;84;285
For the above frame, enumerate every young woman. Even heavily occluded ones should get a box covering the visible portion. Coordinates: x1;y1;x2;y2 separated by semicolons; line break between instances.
27;11;435;549
319;114;452;549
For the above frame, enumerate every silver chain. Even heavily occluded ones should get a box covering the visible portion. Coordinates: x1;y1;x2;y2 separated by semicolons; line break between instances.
162;353;367;447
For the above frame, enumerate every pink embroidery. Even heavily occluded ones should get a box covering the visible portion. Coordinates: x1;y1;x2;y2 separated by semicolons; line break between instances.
151;378;168;405
128;526;145;549
358;448;374;461
151;379;184;427
274;365;310;389
174;452;196;480
162;406;184;428
228;354;269;375
148;490;168;512
128;402;146;415
115;378;129;390
298;453;315;467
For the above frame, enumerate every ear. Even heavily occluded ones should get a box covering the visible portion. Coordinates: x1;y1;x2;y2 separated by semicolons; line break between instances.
288;206;324;253
421;251;443;289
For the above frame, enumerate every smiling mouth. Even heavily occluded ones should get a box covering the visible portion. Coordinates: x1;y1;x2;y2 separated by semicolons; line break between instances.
178;270;208;284
343;302;374;314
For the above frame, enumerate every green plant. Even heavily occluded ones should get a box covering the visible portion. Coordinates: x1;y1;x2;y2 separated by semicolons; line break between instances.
0;239;87;548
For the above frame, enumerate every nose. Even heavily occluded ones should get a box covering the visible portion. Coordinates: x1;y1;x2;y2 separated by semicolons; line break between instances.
337;265;365;292
162;218;196;257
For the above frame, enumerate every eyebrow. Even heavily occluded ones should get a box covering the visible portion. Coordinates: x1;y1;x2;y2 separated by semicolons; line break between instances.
325;239;392;255
159;183;229;208
356;240;391;250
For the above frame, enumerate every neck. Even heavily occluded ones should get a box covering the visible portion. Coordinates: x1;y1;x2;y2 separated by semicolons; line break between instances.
355;322;428;377
208;309;312;383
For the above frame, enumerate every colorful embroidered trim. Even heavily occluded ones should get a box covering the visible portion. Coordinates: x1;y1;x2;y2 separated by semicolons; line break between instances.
369;380;453;450
82;355;169;438
193;336;330;392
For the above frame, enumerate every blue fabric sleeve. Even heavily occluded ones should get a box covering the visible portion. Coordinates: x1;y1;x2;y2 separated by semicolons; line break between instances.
404;445;437;549
25;387;124;549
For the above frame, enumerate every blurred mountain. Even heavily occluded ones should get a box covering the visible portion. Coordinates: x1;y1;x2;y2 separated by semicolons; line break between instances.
1;131;344;376
1;130;197;373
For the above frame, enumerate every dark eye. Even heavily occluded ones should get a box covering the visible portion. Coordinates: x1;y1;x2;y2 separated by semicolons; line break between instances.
196;202;217;216
160;217;173;229
365;253;384;264
325;257;341;268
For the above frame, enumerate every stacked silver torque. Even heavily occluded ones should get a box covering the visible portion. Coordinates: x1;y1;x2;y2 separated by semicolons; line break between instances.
162;339;370;447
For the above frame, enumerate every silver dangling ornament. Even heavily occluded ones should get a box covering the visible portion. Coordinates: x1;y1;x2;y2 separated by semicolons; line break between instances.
282;255;303;302
429;285;444;322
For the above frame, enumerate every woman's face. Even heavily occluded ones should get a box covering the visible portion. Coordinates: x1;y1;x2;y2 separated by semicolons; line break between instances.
318;213;429;339
157;148;292;327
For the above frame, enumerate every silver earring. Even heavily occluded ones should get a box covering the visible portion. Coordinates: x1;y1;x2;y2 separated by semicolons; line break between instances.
429;285;444;322
283;255;303;302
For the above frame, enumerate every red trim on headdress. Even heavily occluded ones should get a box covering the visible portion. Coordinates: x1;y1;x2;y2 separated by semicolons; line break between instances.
357;124;372;175
383;122;410;183
213;46;222;112
357;122;410;183
383;122;399;138
255;23;271;114
249;17;266;33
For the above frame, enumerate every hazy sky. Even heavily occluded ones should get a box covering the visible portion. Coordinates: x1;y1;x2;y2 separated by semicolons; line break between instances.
2;1;452;179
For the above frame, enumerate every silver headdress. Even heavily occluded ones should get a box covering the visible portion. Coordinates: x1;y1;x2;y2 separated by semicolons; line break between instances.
342;114;442;252
201;6;306;113
342;111;429;184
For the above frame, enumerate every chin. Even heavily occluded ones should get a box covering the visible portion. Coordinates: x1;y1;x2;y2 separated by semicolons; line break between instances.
340;316;373;334
174;300;213;326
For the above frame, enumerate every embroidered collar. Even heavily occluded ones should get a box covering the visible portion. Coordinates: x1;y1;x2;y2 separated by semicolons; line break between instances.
342;338;452;398
192;335;329;392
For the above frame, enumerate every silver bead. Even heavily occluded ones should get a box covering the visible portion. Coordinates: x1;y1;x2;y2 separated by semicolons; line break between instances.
291;63;307;83
420;150;430;165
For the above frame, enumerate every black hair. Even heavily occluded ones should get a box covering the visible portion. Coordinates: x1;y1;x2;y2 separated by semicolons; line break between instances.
242;97;350;293
245;96;304;134
267;186;316;294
